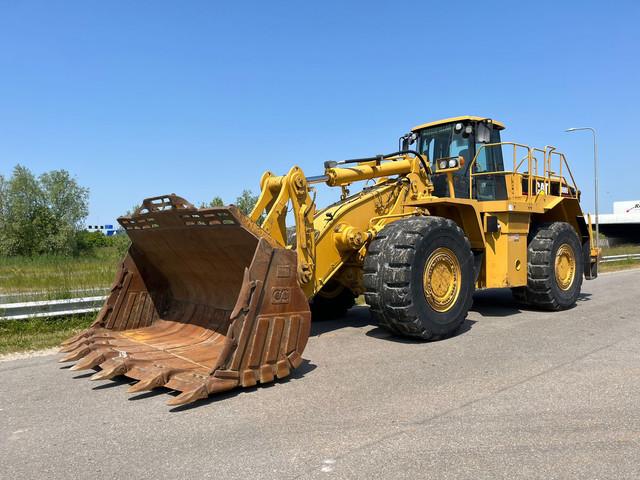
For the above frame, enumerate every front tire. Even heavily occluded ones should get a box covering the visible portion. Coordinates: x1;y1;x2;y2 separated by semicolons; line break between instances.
512;222;583;310
363;216;475;340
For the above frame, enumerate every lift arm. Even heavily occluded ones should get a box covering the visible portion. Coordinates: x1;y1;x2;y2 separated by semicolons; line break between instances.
250;155;431;297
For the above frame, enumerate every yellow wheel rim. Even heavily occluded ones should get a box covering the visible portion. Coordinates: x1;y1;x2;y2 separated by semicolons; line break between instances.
423;247;461;312
555;243;576;291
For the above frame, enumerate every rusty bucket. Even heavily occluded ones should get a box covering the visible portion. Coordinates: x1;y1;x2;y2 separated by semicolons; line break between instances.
59;195;311;406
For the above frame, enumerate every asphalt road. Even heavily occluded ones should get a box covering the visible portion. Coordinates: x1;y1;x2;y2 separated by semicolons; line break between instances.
1;269;640;479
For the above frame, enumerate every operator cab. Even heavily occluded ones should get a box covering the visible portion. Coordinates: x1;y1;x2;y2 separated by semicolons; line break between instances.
403;116;507;201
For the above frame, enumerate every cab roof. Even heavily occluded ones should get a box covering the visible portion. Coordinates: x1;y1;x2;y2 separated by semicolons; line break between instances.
411;116;505;132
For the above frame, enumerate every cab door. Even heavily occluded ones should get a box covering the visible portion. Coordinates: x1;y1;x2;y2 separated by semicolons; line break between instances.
471;124;508;201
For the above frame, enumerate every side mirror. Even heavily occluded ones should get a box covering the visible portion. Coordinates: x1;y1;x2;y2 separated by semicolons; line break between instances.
400;132;416;152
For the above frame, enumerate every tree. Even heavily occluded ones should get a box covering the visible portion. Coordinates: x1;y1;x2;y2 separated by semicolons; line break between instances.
234;189;258;216
209;196;224;207
0;165;89;256
0;174;6;217
125;204;141;216
40;169;89;253
0;174;6;233
0;165;47;256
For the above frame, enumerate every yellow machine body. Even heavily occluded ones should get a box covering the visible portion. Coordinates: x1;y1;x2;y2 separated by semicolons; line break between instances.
251;117;598;296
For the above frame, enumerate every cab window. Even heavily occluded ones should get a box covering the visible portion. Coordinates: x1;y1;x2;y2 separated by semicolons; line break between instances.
473;128;504;173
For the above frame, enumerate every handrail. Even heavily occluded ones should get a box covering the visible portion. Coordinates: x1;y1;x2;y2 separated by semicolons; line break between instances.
467;142;579;201
548;150;579;194
468;142;531;198
515;155;529;172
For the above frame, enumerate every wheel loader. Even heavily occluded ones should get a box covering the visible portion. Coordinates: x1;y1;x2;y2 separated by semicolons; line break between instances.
60;116;599;406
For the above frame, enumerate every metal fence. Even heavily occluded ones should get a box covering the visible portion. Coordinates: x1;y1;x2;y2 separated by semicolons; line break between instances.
0;295;106;321
599;253;640;263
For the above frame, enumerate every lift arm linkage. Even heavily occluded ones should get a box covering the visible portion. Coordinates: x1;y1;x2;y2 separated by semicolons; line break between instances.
249;155;430;294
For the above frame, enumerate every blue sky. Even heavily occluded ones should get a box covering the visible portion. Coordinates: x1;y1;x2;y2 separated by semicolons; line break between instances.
1;0;638;224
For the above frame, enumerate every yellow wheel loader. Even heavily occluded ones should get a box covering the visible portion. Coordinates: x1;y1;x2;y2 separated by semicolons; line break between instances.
60;116;599;406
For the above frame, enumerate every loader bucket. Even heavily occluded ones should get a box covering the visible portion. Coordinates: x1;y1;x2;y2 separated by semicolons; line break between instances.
60;194;311;406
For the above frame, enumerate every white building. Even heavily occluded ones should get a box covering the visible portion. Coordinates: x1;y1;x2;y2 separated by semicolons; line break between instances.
598;200;640;245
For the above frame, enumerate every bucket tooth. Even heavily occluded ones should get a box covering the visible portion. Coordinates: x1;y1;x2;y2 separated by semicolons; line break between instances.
59;338;91;353
60;330;91;346
127;371;169;393
90;358;127;381
59;343;82;354
59;346;91;363
207;377;238;395
166;385;208;407
69;351;105;371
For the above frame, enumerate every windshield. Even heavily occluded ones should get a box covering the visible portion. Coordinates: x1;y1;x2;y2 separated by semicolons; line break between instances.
414;122;506;200
416;124;472;168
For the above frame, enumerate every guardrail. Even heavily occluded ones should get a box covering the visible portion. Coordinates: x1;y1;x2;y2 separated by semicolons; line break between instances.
0;287;110;304
0;296;106;321
600;253;640;263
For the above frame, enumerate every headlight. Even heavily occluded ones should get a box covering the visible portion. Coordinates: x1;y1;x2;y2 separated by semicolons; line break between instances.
448;159;458;168
439;160;448;170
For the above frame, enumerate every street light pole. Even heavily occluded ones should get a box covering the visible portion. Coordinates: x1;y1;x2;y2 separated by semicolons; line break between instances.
565;127;599;249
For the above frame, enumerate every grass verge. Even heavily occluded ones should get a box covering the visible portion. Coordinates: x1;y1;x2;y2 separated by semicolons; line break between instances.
0;313;95;355
600;259;640;273
601;244;640;256
0;246;121;302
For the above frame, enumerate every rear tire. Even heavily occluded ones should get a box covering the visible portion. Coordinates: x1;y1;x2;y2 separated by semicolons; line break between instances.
363;216;475;340
512;222;583;310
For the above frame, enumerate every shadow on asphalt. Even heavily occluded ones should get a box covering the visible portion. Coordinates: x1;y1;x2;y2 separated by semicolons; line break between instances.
310;305;478;344
323;287;576;343
473;288;592;314
71;289;594;411
365;318;477;344
92;376;134;390
471;288;522;317
577;292;592;302
310;306;374;336
67;359;317;412
167;359;317;412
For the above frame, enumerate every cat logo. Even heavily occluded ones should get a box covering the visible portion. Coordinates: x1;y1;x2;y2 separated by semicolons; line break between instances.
271;287;291;304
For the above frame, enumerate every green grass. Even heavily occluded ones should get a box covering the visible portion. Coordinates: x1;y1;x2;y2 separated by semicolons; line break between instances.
0;313;95;355
601;244;640;256
600;260;640;272
0;246;119;355
0;246;122;302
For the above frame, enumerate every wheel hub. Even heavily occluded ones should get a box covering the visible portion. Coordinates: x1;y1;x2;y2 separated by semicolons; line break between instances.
423;247;461;312
555;243;576;291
